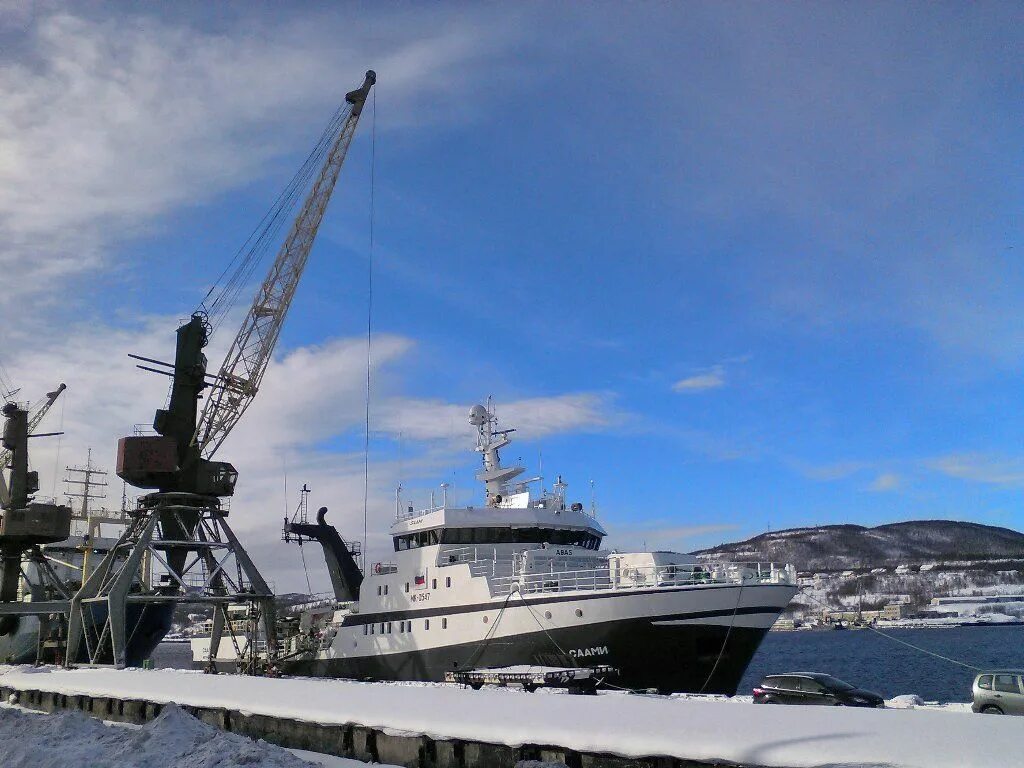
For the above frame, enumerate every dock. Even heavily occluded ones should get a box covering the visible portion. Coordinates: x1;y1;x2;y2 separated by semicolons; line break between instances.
0;665;1018;768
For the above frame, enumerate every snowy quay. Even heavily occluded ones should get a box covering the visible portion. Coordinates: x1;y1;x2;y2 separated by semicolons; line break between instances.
0;666;1018;768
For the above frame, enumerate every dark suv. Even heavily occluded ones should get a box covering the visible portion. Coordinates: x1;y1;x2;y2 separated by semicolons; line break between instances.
753;673;884;707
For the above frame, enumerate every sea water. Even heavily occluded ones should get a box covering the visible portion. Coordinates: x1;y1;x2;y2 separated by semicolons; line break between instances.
738;624;1024;701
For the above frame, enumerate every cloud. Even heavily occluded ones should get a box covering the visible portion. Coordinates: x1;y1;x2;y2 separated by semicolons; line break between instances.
868;472;901;492
672;365;726;393
791;460;869;482
3;312;618;591
0;7;522;322
926;454;1024;488
607;522;741;553
375;393;620;443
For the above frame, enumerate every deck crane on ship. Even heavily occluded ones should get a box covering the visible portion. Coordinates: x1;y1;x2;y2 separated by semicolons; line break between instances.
65;70;376;670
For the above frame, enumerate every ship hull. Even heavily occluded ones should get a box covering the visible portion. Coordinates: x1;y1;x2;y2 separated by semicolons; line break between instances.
284;616;770;694
0;602;173;666
278;583;796;695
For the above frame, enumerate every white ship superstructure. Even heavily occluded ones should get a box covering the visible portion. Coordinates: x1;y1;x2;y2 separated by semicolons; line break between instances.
200;403;797;693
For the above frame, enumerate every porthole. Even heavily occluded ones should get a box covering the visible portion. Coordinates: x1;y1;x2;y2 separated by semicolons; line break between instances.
482;615;489;624
575;609;583;618
544;611;552;620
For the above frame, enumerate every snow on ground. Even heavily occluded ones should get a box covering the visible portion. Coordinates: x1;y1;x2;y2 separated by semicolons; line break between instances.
0;666;1018;768
0;700;313;768
0;700;393;768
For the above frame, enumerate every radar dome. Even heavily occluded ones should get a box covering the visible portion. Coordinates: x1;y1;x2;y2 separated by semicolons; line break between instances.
469;404;488;426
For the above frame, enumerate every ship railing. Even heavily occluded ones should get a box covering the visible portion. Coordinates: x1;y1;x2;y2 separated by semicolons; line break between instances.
285;592;337;613
439;545;520;569
488;561;796;596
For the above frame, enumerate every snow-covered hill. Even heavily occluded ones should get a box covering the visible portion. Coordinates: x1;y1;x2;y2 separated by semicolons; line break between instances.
694;520;1024;619
694;520;1024;571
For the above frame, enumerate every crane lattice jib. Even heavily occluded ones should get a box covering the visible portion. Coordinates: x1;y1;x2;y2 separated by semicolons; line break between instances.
0;382;66;506
0;383;66;470
195;71;375;460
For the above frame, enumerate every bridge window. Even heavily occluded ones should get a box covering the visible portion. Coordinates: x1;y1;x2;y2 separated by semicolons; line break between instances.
438;527;602;549
393;529;441;551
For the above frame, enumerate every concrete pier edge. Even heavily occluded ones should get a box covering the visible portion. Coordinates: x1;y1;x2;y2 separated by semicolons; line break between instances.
0;683;753;768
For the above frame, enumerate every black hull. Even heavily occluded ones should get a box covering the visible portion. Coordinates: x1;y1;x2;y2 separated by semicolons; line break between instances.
2;602;172;666
281;617;769;695
75;602;175;667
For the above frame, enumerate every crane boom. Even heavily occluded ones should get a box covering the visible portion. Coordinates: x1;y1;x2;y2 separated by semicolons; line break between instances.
0;382;66;506
195;70;375;459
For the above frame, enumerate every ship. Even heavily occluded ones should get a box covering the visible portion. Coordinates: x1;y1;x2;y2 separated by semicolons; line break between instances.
0;449;172;666
193;402;798;694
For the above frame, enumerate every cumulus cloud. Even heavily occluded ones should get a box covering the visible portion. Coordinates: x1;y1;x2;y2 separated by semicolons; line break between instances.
672;365;726;393
3;313;617;590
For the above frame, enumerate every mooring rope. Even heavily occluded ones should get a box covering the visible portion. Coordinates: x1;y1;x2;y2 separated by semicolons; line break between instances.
798;587;981;671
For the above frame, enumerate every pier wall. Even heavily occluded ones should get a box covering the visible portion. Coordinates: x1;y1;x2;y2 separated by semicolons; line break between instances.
0;683;746;768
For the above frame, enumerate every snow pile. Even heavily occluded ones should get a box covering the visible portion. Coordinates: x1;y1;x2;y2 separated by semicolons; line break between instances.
887;694;925;708
0;702;313;768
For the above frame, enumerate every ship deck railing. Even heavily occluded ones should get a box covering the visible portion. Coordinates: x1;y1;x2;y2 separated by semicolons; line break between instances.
487;561;795;596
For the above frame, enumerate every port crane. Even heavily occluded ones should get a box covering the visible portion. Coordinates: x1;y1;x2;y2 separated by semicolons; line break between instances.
0;383;66;506
0;386;73;644
66;70;376;670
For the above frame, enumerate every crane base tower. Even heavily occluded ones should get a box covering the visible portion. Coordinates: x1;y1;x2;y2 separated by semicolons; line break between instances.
66;491;274;671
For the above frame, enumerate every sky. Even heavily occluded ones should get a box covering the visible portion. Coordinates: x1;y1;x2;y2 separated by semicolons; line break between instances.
0;2;1022;592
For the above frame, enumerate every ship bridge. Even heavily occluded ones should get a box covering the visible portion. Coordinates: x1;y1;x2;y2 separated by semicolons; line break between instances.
390;504;607;552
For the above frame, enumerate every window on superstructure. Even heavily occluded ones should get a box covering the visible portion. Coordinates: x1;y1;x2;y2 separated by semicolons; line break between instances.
446;577;451;588
425;619;430;630
442;618;448;629
377;586;382;596
405;583;409;593
393;530;441;551
432;578;437;589
363;625;368;635
439;527;602;548
384;585;389;596
387;622;392;634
